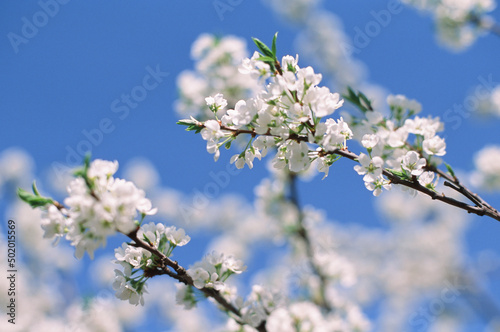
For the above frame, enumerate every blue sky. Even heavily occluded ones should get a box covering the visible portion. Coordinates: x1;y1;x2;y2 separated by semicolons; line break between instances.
1;1;500;331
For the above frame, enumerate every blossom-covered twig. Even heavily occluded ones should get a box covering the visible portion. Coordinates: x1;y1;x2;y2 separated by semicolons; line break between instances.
179;34;500;224
18;157;267;331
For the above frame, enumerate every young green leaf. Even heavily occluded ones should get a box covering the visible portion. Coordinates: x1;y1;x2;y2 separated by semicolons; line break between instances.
252;37;274;59
271;32;278;57
17;188;54;208
32;180;41;196
444;162;456;178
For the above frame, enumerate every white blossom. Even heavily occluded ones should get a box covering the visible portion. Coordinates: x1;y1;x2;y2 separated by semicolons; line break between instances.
402;151;427;176
423;135;447;156
354;153;384;183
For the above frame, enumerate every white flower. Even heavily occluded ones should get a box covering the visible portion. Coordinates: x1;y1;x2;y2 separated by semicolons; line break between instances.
361;134;380;149
239;51;272;79
304;86;344;118
205;93;228;111
137;222;166;249
136;198;158;216
365;176;392;196
418;171;436;189
226;99;257;127
112;269;145;306
297;66;322;86
231;149;262;169
423;136;446;156
40;205;67;241
87;159;119;180
114;243;151;268
201;120;225;141
281;54;299;72
224;255;247;274
354;153;384;182
404;116;442;138
187;267;210;289
321;117;352;151
165;226;191;246
402;151;426;176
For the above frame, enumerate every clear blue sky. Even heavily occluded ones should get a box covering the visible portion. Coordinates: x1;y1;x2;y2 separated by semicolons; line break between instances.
1;1;500;331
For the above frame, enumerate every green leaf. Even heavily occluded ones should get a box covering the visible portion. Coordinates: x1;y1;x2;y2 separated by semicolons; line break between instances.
386;169;406;178
358;92;372;110
444;162;456;178
32;180;41;196
17;188;53;208
271;32;278;57
256;56;276;63
252;37;274;58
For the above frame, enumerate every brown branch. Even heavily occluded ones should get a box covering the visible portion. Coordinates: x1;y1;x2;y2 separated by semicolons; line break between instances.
214;124;500;222
49;169;268;330
288;173;332;312
125;228;261;328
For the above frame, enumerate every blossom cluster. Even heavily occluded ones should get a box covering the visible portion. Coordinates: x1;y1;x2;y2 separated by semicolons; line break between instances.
350;94;446;195
39;159;157;259
181;47;352;176
186;250;246;290
113;221;191;306
402;0;497;49
175;34;259;120
181;37;448;197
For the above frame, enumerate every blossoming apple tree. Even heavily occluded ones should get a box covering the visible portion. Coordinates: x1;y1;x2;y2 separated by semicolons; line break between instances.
9;1;500;331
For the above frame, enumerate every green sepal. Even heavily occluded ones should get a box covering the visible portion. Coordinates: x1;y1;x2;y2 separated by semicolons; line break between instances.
224;140;232;149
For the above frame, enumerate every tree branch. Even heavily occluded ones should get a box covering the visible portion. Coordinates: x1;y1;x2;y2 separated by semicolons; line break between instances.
212;124;500;223
125;228;268;330
288;172;332;312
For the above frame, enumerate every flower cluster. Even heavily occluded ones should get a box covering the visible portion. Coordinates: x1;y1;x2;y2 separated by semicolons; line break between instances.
39;159;157;259
113;221;191;305
187;250;246;290
180;39;352;176
181;37;448;197
175;34;259;120
402;0;496;49
349;93;446;195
